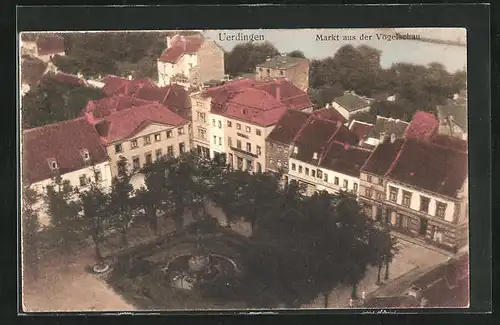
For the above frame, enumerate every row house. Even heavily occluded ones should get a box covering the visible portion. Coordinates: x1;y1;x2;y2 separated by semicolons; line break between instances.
157;33;225;87
190;78;314;172
361;115;410;149
20;33;66;62
22;118;112;227
286;116;367;196
84;102;190;180
359;135;468;252
255;55;310;91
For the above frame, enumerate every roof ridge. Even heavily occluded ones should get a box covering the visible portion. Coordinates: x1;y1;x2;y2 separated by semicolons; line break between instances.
318;125;342;166
291;115;315;144
384;139;407;177
351;119;374;126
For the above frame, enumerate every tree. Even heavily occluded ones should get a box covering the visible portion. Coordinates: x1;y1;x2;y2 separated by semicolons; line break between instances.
287;50;306;59
225;42;280;76
44;176;85;261
21;186;41;280
78;180;111;263
108;169;135;246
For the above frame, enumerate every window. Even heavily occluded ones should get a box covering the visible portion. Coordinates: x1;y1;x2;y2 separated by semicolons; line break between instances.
197;128;206;140
365;188;373;198
237;157;243;170
218;120;222;129
334;177;339;185
367;175;372;183
267;69;270;74
256;145;261;156
79;174;89;187
256;129;262;136
179;142;186;153
154;133;161;142
376;192;384;200
178;127;185;135
236;123;241;130
291;163;296;171
156;149;162;160
47;159;58;171
213;135;217;144
420;196;430;213
132;157;140;170
237;140;242;149
305;167;309;176
311;170;316;177
247;160;253;171
80;149;90;161
324;173;328;182
435;202;447;218
270;158;274;165
246;142;252;152
298;165;303;173
145;152;153;164
117;161;126;176
389;186;398;202
131;139;138;149
227;121;232;127
198;112;206;122
166;130;172;138
378;178;383;185
278;146;283;152
277;160;282;168
218;137;222;146
212;119;216;127
402;191;412;207
257;162;262;173
245;126;251;133
143;136;151;145
242;108;247;115
114;143;123;153
167;145;174;156
196;100;203;107
343;180;348;189
94;170;102;182
228;136;232;146
280;70;284;76
353;183;358;192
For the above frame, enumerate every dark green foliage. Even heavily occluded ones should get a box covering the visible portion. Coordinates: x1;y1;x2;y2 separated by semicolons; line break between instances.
21;78;105;129
22;186;41;279
287;50;306;58
224;41;280;77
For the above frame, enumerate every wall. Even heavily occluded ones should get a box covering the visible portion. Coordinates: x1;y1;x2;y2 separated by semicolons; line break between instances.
106;122;191;177
30;161;112;228
190;92;212;154
265;140;290;173
197;40;225;84
255;60;310;91
208;113;226;157
157;54;198;86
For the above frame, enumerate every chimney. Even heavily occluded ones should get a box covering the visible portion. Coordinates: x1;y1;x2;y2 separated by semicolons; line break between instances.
390;133;396;143
336;120;342;128
379;131;386;143
276;86;281;101
326;103;330;109
127;74;133;80
313;152;318;160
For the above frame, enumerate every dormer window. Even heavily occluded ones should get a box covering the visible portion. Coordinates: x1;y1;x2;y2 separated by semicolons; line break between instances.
80;149;90;162
47;158;58;171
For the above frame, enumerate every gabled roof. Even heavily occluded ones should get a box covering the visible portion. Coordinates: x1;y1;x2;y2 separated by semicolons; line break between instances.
266;109;310;144
97;103;187;144
21;56;48;87
159;34;205;63
319;142;372;178
256;56;309;70
405;111;439;141
361;138;406;176
349;120;375;141
256;79;313;110
385;138;468;198
84;95;153;119
369;116;409;140
312;107;348;124
430;134;468;153
36;34;65;56
333;92;372;112
22;117;108;184
134;83;191;116
101;75;130;96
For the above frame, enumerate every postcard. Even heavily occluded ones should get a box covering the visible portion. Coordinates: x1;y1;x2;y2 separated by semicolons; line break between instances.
19;27;469;312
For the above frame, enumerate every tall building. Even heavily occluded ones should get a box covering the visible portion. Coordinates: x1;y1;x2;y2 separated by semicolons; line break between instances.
255;55;310;91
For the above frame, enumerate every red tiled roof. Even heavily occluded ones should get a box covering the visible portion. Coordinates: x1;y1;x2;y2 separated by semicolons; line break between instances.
222;88;288;127
431;134;468;153
349;120;375;141
36;34;65;56
159;35;204;63
405;111;440;141
312;107;348;124
361;138;406;176
134;83;191;116
266;109;310;144
98;103;187;144
101;75;129;96
22;117;108;184
256;80;313;111
84;95;152;119
44;72;87;87
201;79;260;99
319;142;372;177
385;138;467;198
